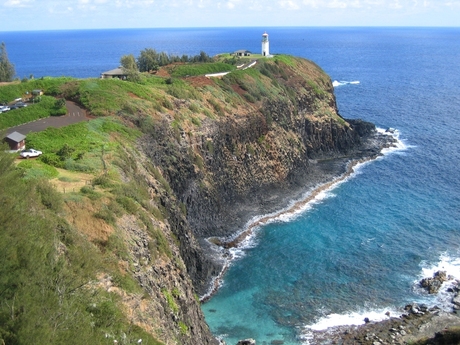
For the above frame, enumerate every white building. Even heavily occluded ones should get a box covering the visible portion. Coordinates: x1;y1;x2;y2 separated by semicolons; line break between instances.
261;32;269;57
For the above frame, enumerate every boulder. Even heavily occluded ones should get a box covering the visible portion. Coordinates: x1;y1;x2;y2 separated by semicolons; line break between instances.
236;339;256;345
452;293;460;307
419;270;450;294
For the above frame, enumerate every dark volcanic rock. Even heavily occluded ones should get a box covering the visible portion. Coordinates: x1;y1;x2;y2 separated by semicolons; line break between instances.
420;270;451;294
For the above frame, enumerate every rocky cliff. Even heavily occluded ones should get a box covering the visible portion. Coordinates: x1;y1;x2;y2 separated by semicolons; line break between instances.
136;56;393;298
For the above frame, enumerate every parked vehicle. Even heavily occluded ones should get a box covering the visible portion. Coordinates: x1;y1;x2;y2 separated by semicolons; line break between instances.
10;102;27;110
20;149;43;158
0;105;10;112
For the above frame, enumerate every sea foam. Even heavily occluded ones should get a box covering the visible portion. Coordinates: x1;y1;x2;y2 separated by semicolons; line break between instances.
414;252;460;310
332;80;360;87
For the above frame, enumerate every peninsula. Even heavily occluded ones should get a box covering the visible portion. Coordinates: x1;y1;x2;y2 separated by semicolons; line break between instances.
1;54;417;345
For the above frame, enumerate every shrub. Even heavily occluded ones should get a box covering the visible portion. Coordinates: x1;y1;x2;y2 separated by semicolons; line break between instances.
80;185;101;200
35;180;63;212
94;206;116;225
116;196;139;214
39;153;64;168
162;289;179;314
244;93;256;103
189;103;200;113
92;174;114;188
178;321;188;335
191;116;201;126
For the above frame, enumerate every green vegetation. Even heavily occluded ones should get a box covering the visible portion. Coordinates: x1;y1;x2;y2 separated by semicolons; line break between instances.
17;159;59;180
178;321;188;335
162;288;179;314
0;42;15;82
0;148;163;345
130;48;213;72
26;118;139;172
274;54;296;66
0;77;73;102
170;62;235;77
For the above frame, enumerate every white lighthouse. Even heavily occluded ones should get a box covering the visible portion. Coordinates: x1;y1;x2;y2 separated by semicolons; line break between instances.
261;32;269;57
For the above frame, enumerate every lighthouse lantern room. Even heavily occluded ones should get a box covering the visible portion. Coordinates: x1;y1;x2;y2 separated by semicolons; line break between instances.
261;32;269;57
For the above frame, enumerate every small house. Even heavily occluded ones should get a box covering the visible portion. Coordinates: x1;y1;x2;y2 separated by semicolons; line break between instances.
32;89;44;96
4;131;26;151
100;67;128;79
233;50;252;57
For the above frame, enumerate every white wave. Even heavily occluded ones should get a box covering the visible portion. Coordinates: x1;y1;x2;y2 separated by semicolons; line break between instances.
375;127;408;155
414;252;460;310
332;80;360;87
300;307;399;344
304;307;395;331
419;253;460;279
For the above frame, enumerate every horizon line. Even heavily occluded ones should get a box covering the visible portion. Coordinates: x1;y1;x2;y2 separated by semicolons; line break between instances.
2;25;460;33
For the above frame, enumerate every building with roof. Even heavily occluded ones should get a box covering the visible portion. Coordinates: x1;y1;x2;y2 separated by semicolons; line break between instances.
4;131;26;151
233;50;252;57
100;67;129;79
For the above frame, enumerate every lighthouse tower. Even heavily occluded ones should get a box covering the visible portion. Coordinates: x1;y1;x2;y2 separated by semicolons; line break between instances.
261;32;269;57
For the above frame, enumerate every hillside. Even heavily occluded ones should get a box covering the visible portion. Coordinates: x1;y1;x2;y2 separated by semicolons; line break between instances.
0;55;392;345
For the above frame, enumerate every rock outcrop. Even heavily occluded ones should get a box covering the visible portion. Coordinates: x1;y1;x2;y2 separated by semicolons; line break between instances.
419;270;452;294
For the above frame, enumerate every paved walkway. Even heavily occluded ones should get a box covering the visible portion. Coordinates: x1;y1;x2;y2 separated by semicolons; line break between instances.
6;101;91;136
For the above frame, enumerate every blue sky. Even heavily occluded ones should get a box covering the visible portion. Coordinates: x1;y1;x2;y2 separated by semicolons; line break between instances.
1;0;459;31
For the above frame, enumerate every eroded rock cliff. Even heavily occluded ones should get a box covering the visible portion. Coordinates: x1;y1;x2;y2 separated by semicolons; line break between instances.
137;56;393;297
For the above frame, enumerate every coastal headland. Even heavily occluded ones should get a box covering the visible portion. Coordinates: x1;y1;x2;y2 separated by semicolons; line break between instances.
2;53;454;345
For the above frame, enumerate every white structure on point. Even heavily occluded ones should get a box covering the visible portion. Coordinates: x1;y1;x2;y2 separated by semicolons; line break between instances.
261;32;269;57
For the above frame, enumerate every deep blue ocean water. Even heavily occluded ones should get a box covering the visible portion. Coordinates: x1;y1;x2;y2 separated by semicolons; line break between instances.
2;27;460;345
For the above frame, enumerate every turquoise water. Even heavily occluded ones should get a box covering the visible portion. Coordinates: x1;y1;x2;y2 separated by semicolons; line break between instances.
3;26;460;345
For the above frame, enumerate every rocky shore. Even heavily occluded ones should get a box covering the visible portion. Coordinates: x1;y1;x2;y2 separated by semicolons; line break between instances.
305;271;460;345
216;273;460;345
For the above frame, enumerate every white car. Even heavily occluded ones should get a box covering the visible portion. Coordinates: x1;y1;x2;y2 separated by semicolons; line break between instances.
0;105;10;112
20;149;43;158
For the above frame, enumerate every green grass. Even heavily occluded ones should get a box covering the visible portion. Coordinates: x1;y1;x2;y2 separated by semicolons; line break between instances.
78;78;159;116
169;62;236;77
17;159;59;180
162;288;179;314
0;150;164;345
0;77;74;102
23;118;139;173
274;54;296;66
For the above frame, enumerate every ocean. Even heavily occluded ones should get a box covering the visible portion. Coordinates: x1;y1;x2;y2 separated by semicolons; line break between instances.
2;27;460;345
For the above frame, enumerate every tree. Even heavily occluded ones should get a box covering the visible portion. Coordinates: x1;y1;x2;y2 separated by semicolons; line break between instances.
137;48;160;72
0;42;15;82
120;54;138;72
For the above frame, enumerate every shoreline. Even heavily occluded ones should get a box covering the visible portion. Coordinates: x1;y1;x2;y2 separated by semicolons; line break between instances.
200;129;400;302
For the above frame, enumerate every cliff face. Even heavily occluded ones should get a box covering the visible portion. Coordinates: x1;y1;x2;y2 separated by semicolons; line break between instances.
138;56;384;296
